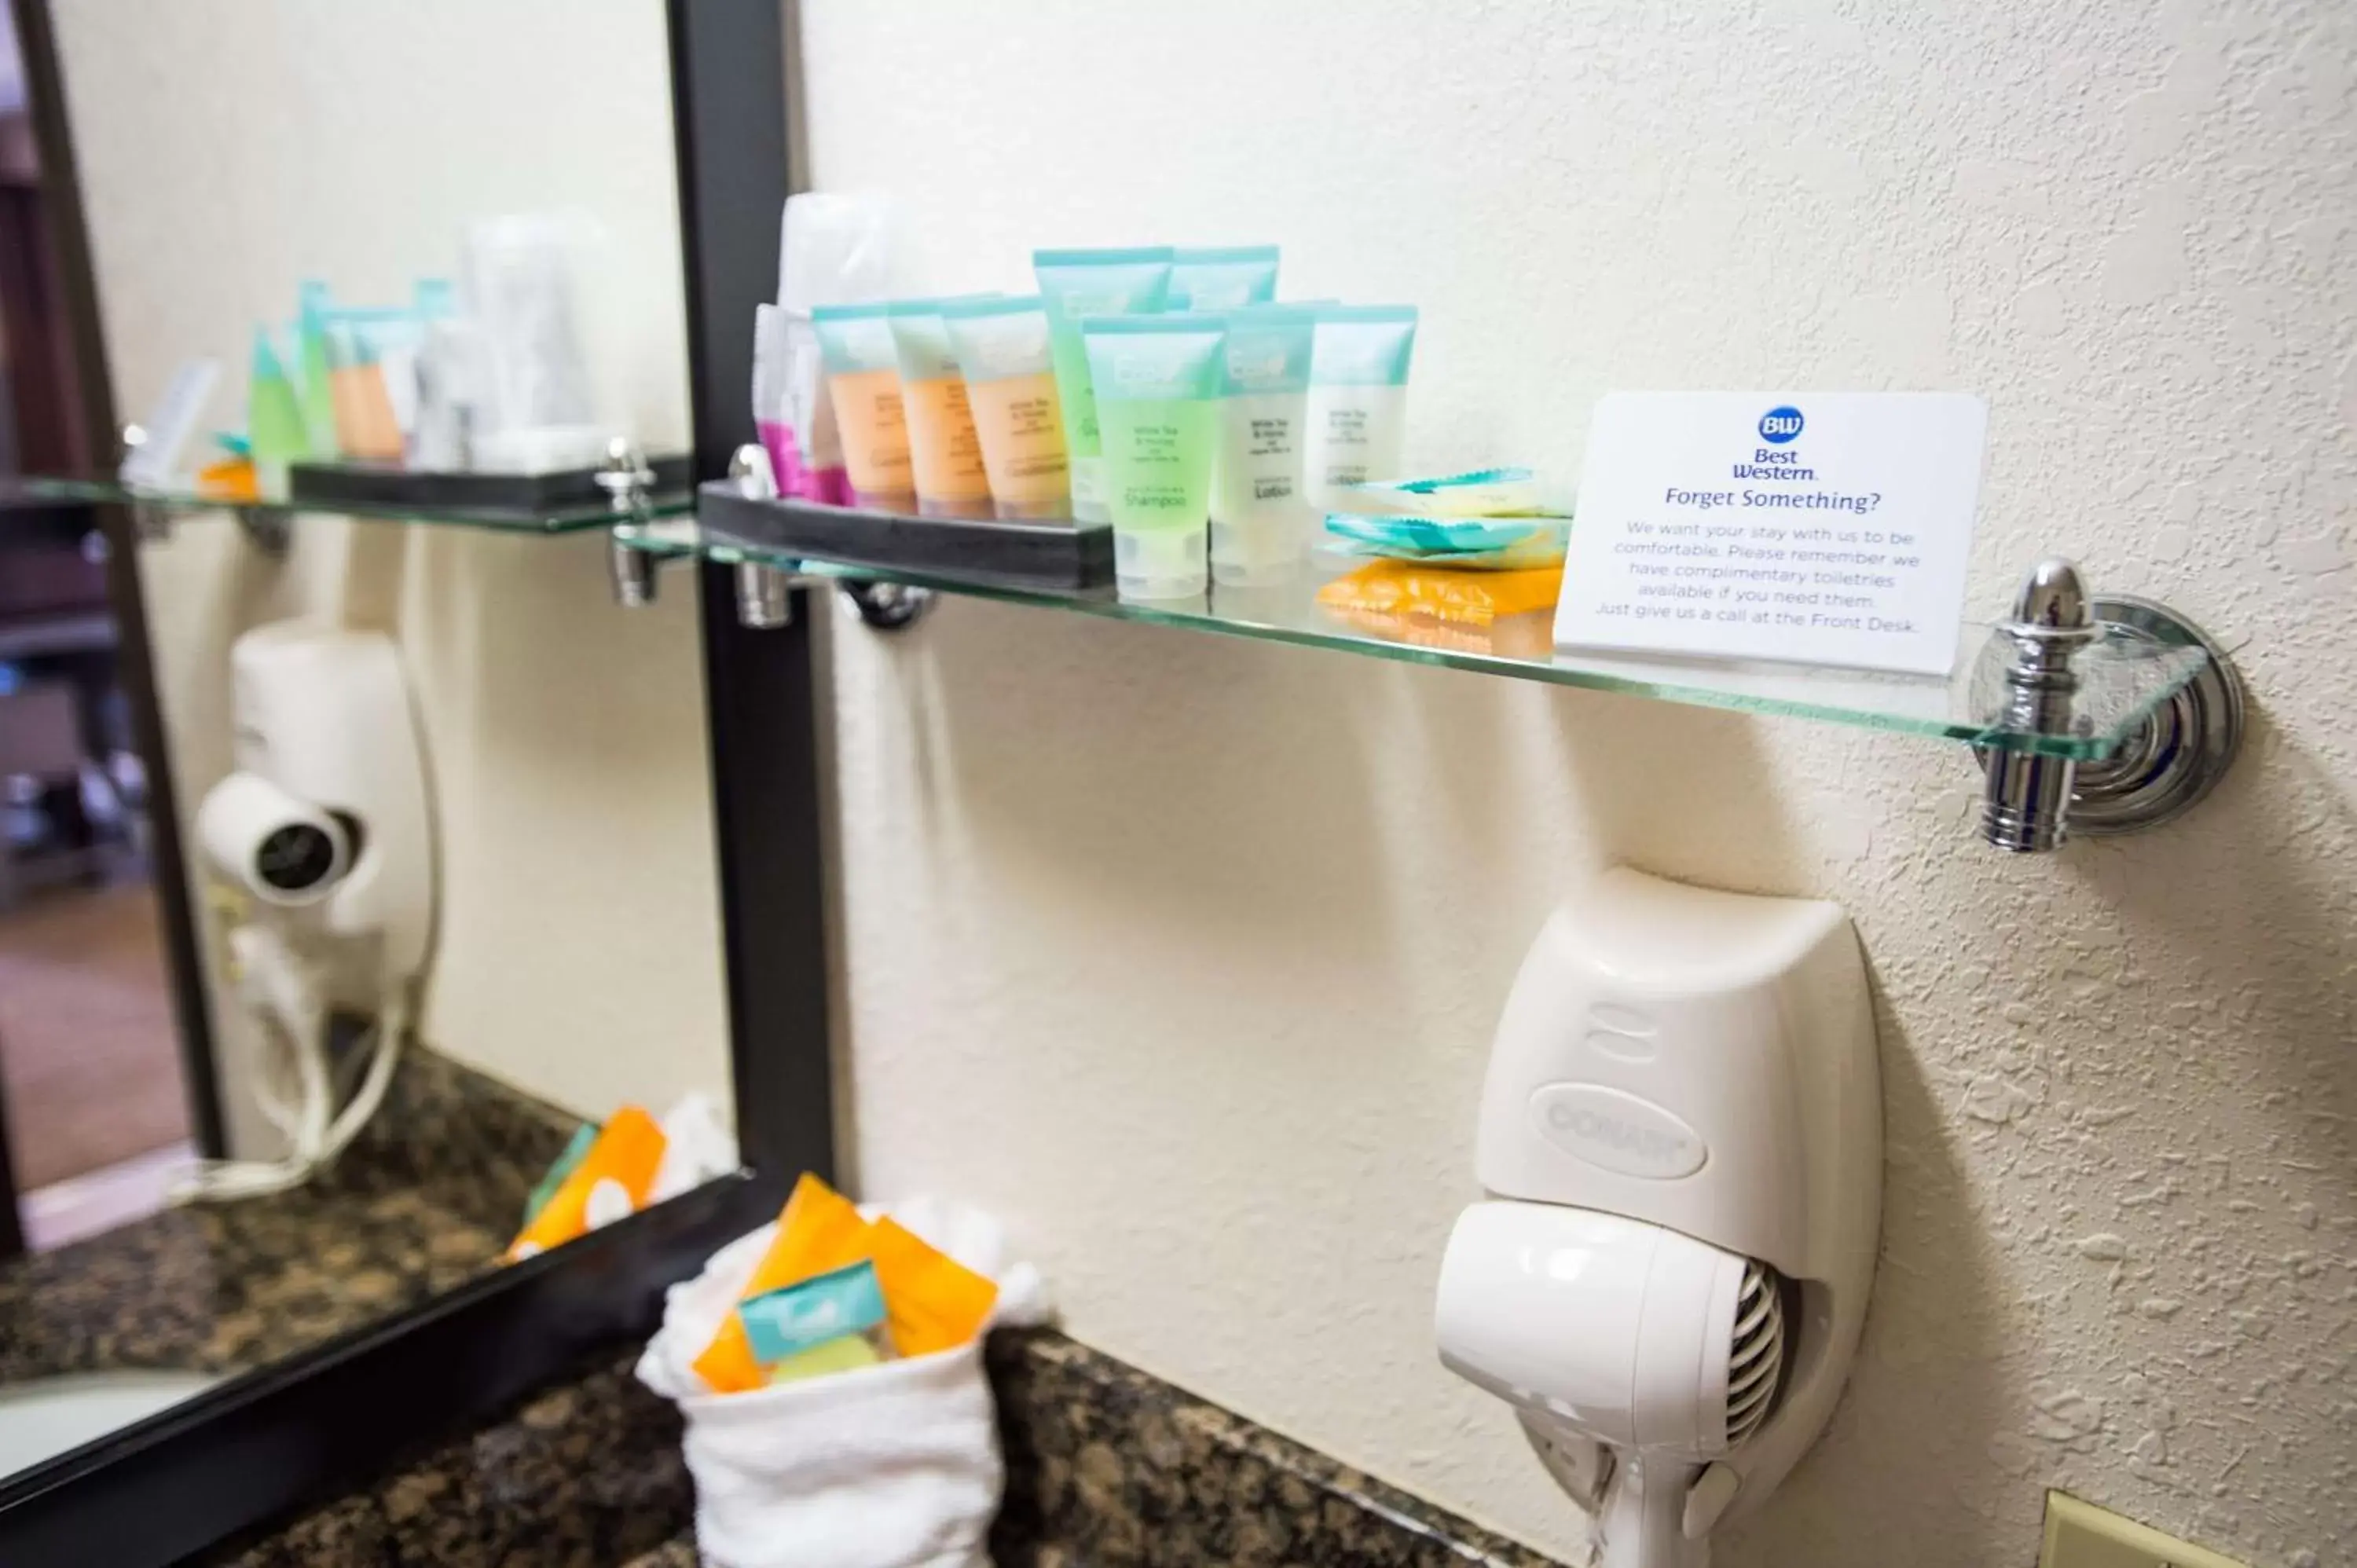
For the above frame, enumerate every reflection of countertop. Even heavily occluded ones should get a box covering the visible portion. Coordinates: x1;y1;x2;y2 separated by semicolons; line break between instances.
214;1328;1568;1568
0;1050;572;1387
0;1183;508;1383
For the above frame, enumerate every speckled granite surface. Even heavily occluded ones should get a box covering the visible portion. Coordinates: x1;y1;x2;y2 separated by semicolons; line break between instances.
212;1328;1565;1568
207;1350;691;1568
987;1331;1564;1568
0;1048;574;1386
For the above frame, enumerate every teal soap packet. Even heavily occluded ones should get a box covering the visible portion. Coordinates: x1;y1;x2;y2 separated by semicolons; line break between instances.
1330;467;1545;517
1322;511;1571;568
521;1123;599;1229
739;1258;891;1366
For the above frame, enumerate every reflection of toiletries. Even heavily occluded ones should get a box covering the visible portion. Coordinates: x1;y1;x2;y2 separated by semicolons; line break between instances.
1083;313;1225;600
354;308;425;445
461;214;606;473
812;303;913;507
887;299;995;519
297;282;336;454
1305;306;1417;508
505;1105;667;1262
942;295;1069;519
1209;304;1318;585
1032;247;1175;524
1168;245;1280;311
326;319;405;461
411;317;482;471
247;329;309;489
521;1124;599;1229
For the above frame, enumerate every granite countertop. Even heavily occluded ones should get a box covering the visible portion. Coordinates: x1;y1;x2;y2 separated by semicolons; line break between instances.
0;1049;574;1387
210;1328;1569;1568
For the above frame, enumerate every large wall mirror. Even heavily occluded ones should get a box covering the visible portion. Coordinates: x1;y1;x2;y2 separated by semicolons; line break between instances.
0;0;742;1500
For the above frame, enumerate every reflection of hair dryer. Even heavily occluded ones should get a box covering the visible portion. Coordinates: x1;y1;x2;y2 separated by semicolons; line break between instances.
184;624;434;1200
1435;868;1881;1568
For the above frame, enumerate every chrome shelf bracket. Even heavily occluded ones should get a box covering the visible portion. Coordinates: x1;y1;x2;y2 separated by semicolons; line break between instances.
711;443;934;632
836;580;935;631
234;506;291;558
725;443;792;630
1978;558;2244;852
600;437;662;608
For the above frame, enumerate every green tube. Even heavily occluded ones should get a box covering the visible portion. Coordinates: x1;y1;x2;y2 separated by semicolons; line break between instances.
1082;313;1225;600
297;280;335;455
247;328;309;490
1032;246;1173;524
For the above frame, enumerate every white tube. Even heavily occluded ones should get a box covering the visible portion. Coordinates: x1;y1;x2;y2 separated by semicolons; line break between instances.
1209;305;1319;585
1303;306;1418;511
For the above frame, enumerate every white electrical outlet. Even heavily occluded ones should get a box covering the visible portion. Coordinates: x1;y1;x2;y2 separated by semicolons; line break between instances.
2040;1493;2253;1568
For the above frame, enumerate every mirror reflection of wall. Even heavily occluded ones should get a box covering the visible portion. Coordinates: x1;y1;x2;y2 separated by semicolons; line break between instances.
0;0;733;1481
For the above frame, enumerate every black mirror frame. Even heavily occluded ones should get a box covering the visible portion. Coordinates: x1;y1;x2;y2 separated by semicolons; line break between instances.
0;3;827;1563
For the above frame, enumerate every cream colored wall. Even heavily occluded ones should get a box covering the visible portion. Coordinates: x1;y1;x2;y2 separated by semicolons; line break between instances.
51;0;731;1125
803;2;2356;1565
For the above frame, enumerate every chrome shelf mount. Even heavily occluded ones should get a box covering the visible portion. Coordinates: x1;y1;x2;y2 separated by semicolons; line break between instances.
1978;558;2243;852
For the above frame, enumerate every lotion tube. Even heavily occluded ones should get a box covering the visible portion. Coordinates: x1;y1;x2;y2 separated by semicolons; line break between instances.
1032;247;1175;524
1209;305;1318;585
887;298;995;519
812;303;914;507
1083;314;1225;600
1168;244;1280;311
941;295;1069;519
1305;306;1418;509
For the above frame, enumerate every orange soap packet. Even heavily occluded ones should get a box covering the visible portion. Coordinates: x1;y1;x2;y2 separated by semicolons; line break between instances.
694;1173;875;1394
506;1105;666;1262
1316;561;1564;627
868;1217;998;1358
692;1174;1003;1394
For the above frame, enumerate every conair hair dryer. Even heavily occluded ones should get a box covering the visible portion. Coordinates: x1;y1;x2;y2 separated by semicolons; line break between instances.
1435;868;1882;1568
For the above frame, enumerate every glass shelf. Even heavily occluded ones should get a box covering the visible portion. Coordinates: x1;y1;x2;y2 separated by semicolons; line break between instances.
621;508;2214;761
5;475;695;535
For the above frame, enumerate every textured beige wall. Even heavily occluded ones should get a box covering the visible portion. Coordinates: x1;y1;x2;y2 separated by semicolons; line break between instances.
804;2;2356;1565
50;0;731;1124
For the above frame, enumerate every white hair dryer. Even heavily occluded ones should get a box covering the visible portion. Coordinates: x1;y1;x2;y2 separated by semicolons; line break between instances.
185;624;434;1200
1435;868;1881;1568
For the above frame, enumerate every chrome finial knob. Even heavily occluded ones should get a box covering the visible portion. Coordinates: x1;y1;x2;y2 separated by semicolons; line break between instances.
2007;557;2095;639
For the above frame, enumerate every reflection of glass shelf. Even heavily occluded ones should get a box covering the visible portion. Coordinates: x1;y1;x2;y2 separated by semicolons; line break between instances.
621;507;2215;761
7;475;695;535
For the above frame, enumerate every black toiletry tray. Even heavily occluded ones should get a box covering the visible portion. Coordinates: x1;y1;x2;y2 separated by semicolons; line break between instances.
698;483;1115;592
286;455;693;514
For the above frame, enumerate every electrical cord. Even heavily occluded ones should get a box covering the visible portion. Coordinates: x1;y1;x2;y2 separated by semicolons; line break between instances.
171;924;410;1204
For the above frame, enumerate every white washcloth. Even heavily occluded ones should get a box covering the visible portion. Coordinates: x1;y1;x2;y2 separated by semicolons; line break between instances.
637;1196;1047;1568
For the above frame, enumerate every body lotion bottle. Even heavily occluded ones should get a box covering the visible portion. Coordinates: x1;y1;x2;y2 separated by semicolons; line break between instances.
1304;306;1418;510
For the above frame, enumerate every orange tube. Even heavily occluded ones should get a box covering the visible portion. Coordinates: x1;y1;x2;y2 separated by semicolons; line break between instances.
898;375;992;518
332;364;404;461
824;366;914;505
964;372;1069;518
